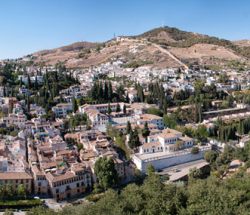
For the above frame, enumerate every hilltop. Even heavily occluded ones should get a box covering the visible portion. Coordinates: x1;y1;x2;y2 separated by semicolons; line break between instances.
30;26;250;70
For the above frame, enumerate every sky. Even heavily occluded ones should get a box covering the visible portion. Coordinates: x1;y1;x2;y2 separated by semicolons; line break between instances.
1;0;250;59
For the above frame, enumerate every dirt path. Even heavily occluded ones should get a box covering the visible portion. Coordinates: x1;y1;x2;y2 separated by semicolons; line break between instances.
151;43;189;69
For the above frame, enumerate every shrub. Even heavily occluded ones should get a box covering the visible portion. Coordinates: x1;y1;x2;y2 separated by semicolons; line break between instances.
191;146;199;154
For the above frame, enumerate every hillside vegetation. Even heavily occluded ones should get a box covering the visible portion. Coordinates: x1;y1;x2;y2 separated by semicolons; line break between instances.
28;171;250;215
138;26;250;59
30;26;250;70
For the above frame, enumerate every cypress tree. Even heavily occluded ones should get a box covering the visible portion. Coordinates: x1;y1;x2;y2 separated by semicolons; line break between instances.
123;104;127;114
108;81;113;101
126;121;132;134
104;81;109;100
27;75;31;89
125;93;129;103
116;103;121;112
108;103;112;115
142;122;150;140
34;76;38;90
72;98;78;113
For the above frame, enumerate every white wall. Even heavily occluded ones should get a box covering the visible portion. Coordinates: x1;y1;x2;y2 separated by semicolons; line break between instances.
133;150;208;173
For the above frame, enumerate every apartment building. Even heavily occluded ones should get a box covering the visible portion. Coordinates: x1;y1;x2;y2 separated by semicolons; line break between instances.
1;113;26;128
139;128;194;154
136;114;164;129
52;103;73;118
31;165;49;195
45;163;92;201
79;103;125;114
0;172;33;194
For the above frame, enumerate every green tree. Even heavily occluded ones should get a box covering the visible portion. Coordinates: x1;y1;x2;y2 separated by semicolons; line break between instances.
204;150;218;163
126;121;132;134
116;103;121;112
72;98;78;113
94;157;118;190
108;81;113;101
3;209;14;215
123;104;127;114
146;164;155;176
163;114;177;129
27;75;31;89
142;122;150;140
17;184;26;199
191;146;199;154
128;129;141;149
26;95;30;112
34;76;38;90
146;107;163;117
188;168;203;179
108;103;112;115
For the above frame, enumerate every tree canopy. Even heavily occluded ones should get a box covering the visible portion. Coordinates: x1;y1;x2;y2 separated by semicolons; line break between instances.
94;157;118;190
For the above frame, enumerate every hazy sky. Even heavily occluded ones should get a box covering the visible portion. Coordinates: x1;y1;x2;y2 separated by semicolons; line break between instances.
0;0;250;59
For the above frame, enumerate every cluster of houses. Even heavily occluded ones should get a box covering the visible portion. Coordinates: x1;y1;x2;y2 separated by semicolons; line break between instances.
79;102;164;132
2;57;250;203
0;135;33;195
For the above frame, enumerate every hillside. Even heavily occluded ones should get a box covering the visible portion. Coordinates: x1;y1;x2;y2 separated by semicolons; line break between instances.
32;38;184;69
30;26;250;70
233;40;250;47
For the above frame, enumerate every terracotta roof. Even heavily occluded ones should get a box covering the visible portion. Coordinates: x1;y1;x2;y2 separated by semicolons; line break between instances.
179;136;193;142
142;141;162;149
139;114;162;120
31;165;44;176
0;172;32;180
81;150;98;160
46;171;76;183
